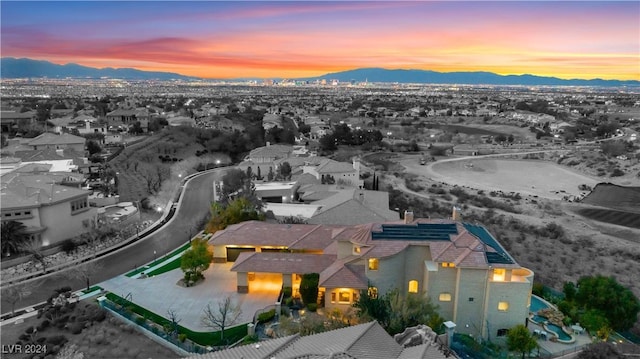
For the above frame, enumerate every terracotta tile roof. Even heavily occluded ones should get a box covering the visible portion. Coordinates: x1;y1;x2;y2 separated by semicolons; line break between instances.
1;173;89;209
27;133;85;146
192;334;299;359
274;321;402;359
209;221;323;247
316;159;356;174
191;322;449;359
319;259;368;290
231;252;336;274
288;225;348;251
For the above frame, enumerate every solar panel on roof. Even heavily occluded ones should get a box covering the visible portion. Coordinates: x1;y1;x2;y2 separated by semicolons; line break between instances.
463;223;515;264
372;223;458;241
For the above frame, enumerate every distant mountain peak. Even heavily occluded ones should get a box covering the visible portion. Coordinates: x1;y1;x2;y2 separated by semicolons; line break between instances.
0;57;195;80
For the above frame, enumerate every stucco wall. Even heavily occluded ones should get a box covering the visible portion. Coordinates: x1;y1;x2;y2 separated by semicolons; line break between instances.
39;199;96;246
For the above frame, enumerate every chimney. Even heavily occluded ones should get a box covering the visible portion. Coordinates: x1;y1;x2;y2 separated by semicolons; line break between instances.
452;206;462;221
404;210;414;224
266;141;271;147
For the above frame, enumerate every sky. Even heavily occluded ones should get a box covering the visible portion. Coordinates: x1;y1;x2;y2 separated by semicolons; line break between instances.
1;1;639;80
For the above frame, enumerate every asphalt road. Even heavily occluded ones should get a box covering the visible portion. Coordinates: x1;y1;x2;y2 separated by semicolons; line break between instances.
1;169;225;314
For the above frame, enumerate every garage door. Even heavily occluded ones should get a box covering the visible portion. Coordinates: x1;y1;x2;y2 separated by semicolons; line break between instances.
226;247;256;262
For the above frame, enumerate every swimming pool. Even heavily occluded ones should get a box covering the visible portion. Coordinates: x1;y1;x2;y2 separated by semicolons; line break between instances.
530;295;550;313
545;323;572;341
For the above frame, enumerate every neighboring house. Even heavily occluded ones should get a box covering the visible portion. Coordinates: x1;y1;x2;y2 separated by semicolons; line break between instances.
0;110;37;133
105;108;150;132
192;321;450;359
302;158;362;187
209;213;533;340
0;172;97;247
27;133;86;152
247;144;293;163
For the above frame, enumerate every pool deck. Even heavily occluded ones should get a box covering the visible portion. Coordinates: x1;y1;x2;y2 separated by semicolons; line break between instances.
527;321;592;356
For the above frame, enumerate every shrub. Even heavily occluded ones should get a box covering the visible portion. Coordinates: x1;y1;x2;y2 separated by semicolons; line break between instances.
178;333;187;342
307;303;318;312
283;287;292;299
37;320;50;331
135;316;146;325
68;322;84;334
61;239;77;254
257;309;276;323
46;335;68;346
611;168;625;177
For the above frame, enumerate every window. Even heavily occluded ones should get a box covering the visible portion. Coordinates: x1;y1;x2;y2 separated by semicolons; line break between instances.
441;262;455;268
368;258;379;271
439;293;452;302
338;291;351;304
498;301;509;311
353;246;361;254
497;329;509;337
368;287;378;299
331;292;337;303
468;297;474;302
493;268;506;281
408;280;419;293
71;198;88;213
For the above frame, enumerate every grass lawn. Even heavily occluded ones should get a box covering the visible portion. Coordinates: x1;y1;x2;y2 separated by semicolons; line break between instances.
81;285;103;294
125;241;192;277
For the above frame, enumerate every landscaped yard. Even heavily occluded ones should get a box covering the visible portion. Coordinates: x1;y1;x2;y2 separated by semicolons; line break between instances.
0;299;178;359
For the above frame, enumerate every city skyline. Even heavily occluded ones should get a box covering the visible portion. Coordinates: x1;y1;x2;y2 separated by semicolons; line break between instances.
1;1;639;81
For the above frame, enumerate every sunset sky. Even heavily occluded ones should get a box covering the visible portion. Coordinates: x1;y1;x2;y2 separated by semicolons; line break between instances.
2;1;639;80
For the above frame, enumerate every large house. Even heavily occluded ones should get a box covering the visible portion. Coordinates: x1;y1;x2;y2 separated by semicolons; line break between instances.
208;213;534;340
105;108;150;132
302;158;362;187
26;133;86;153
0;172;97;247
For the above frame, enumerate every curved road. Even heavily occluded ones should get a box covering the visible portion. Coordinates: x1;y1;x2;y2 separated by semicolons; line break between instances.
1;169;225;314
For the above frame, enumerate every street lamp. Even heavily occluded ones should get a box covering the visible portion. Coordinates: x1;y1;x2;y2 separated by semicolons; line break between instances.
153;250;157;262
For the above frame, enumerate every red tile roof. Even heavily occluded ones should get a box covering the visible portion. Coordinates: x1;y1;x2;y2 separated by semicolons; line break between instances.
231;252;336;274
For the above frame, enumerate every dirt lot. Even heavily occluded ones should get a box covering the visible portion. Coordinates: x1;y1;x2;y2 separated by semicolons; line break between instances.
383;153;640;301
426;157;599;200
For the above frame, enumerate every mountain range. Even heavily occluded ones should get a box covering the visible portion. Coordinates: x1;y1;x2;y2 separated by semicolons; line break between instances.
2;57;638;87
0;57;194;81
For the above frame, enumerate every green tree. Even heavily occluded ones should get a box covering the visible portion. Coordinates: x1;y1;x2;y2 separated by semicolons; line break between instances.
353;287;391;329
506;324;538;359
279;161;292;180
299;273;319;307
87;140;102;155
1;220;30;256
319;134;337;151
563;282;577;302
221;168;249;200
205;197;264;234
387;290;441;335
580;309;609;336
575;275;640;331
180;238;213;286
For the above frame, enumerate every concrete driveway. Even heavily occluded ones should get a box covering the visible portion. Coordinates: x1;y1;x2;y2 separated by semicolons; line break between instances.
99;263;280;331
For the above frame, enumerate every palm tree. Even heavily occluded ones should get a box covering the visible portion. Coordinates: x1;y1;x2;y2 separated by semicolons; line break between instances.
1;220;30;257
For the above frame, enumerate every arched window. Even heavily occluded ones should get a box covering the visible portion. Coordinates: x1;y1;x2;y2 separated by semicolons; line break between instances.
408;280;418;293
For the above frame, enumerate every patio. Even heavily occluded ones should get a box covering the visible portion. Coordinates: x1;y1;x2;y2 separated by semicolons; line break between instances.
99;262;281;332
